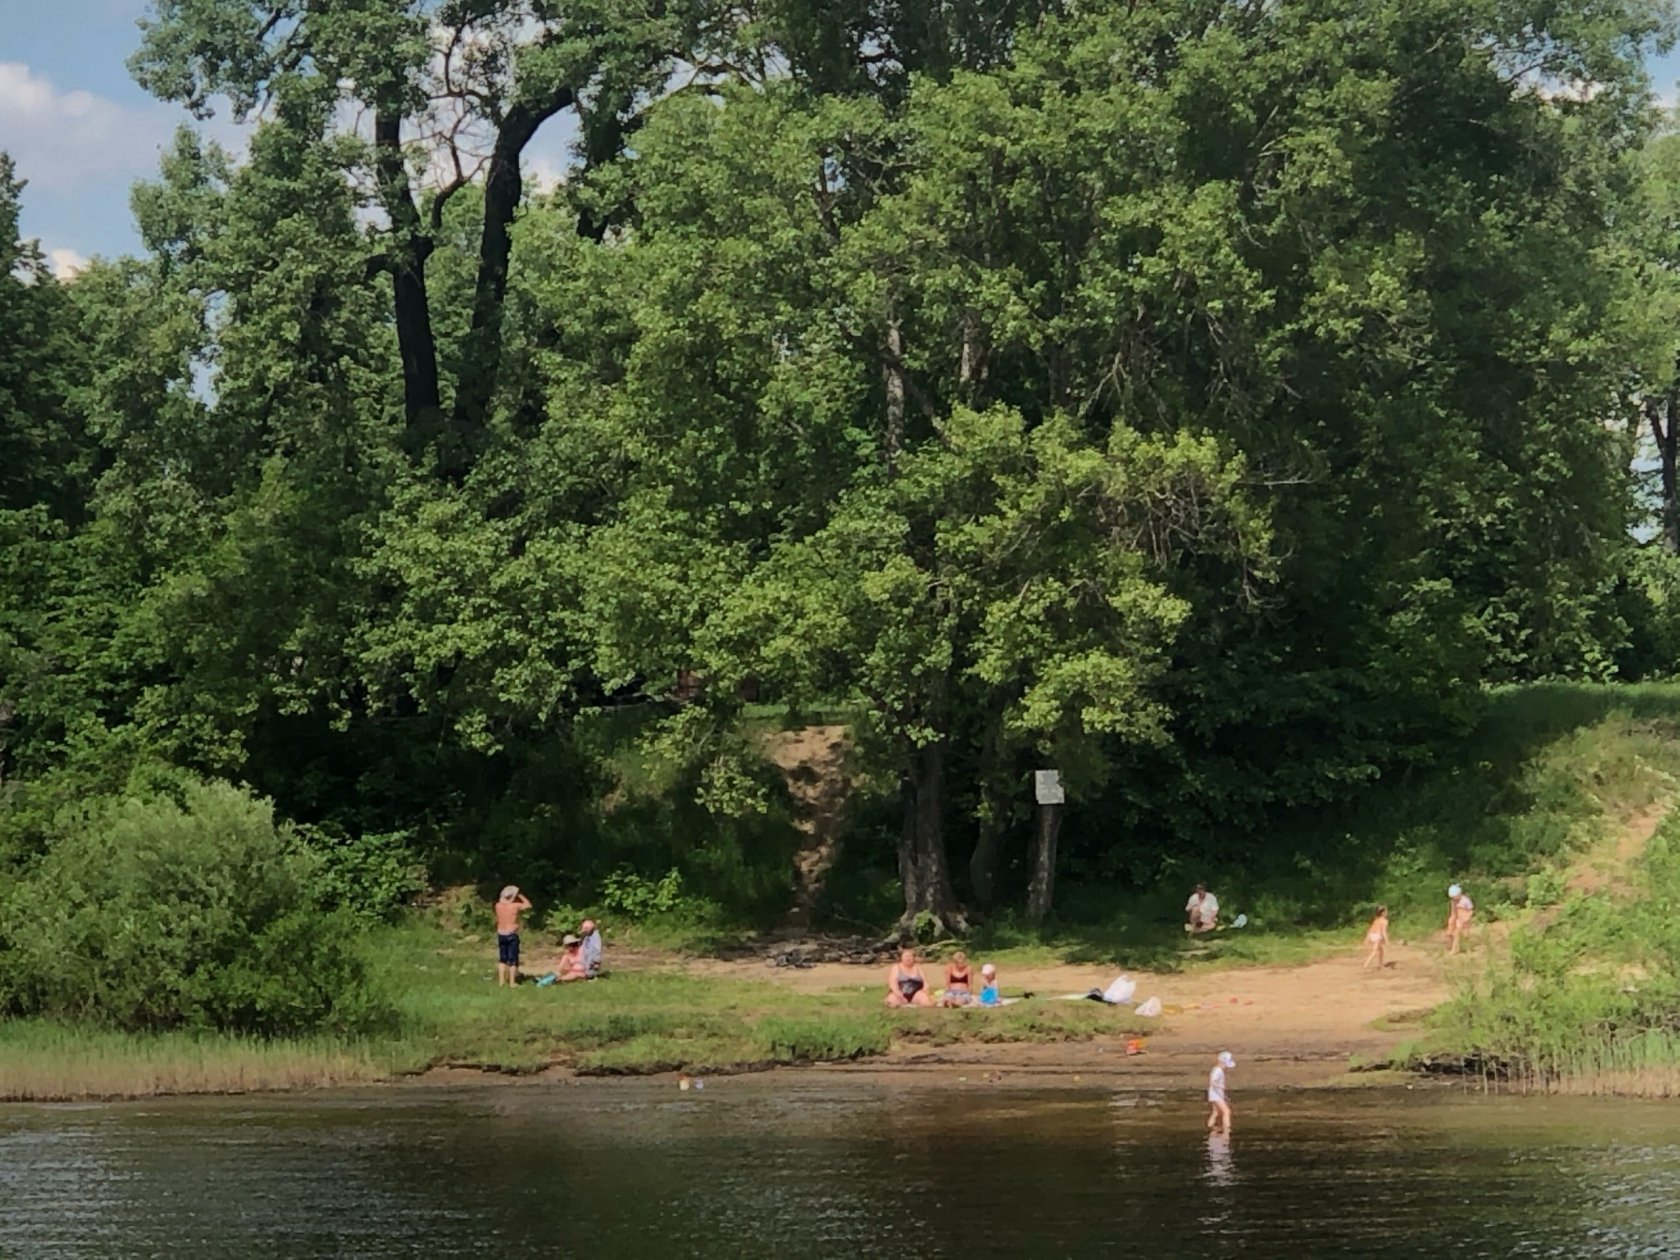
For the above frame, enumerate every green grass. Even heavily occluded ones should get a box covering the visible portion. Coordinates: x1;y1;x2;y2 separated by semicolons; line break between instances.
0;1022;404;1101
0;918;1152;1100
942;683;1680;973
1405;742;1680;1095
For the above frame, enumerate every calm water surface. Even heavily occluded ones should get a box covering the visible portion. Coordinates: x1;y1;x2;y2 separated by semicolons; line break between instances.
3;1080;1679;1258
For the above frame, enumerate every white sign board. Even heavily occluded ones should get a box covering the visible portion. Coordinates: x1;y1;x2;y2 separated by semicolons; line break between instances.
1034;769;1065;805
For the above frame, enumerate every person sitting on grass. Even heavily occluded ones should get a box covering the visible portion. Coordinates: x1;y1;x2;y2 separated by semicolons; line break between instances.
494;885;533;987
977;963;1001;1007
580;919;604;977
885;948;932;1007
1362;905;1390;970
557;934;591;982
941;951;975;1007
1185;883;1219;934
1445;884;1474;955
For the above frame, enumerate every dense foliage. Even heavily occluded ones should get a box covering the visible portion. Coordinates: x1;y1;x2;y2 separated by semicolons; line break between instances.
0;780;374;1033
5;0;1680;944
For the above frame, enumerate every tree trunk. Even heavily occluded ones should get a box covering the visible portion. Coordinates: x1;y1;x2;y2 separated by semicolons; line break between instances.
452;90;575;440
970;805;1001;913
1025;802;1063;924
896;771;922;919
1653;391;1680;555
883;309;906;474
373;104;442;445
968;700;1011;912
912;734;964;926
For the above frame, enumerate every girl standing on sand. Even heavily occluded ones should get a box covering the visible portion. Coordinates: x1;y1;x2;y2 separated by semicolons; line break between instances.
1207;1051;1235;1136
1362;905;1390;970
1445;884;1474;955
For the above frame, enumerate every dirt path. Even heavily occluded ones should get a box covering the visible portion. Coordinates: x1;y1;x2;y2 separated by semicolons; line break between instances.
674;940;1453;1088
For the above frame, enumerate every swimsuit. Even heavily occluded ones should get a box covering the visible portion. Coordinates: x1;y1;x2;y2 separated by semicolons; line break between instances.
896;973;925;1000
1207;1065;1227;1104
497;932;520;966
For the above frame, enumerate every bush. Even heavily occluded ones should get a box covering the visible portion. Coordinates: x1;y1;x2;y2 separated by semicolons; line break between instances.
0;780;378;1035
293;825;427;923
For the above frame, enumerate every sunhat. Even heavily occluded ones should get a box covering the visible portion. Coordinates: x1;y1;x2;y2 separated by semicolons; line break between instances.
1447;884;1462;898
980;963;997;977
562;933;581;946
1218;1051;1236;1069
499;885;519;901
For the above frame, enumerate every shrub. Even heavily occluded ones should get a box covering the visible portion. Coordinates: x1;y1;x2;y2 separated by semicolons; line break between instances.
600;867;687;919
293;825;427;923
0;780;377;1035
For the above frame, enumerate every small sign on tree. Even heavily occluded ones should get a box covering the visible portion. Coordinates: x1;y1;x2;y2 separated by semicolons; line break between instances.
1034;769;1065;805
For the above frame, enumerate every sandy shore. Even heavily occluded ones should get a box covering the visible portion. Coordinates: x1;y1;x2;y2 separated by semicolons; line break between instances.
414;939;1456;1094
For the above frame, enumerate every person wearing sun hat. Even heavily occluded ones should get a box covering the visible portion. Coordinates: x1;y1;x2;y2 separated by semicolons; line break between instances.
493;885;533;987
553;933;589;982
1207;1051;1236;1135
1445;883;1474;955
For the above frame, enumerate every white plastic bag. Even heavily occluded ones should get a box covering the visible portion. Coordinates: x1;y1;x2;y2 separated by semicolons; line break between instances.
1135;996;1163;1018
1102;976;1137;1005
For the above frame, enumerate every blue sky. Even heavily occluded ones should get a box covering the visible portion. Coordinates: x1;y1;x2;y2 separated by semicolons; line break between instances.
6;1;1680;277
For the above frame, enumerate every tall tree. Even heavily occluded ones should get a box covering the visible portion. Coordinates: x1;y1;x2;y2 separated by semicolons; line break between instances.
131;0;708;479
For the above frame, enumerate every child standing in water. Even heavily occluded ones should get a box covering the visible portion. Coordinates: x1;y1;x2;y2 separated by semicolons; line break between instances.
1362;905;1390;970
1206;1051;1235;1136
494;885;533;987
1445;884;1474;955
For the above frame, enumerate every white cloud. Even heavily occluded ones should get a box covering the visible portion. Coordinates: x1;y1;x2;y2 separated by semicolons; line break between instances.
46;246;89;280
0;61;173;193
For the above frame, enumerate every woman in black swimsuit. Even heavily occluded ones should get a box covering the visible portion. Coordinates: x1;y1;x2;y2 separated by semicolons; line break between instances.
885;948;933;1007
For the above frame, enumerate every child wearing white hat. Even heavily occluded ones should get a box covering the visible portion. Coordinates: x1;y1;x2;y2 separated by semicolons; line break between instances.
1207;1051;1235;1135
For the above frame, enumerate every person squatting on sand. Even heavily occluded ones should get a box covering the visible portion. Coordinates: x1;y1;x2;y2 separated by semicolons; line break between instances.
494;886;533;987
1185;884;1219;933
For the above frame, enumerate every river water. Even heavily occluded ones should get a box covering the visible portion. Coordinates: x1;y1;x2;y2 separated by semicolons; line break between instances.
3;1079;1679;1258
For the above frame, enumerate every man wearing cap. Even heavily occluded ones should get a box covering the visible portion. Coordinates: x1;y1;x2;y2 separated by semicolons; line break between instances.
580;919;604;977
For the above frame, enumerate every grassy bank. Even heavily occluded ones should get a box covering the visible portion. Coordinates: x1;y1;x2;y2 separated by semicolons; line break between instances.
1412;804;1680;1096
0;920;1147;1102
961;683;1680;971
1375;686;1680;1095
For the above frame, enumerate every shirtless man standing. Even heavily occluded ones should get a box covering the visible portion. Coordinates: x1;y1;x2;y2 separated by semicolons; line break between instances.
495;885;533;986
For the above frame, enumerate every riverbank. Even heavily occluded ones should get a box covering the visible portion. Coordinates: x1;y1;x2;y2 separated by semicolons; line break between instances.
1;918;1455;1102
